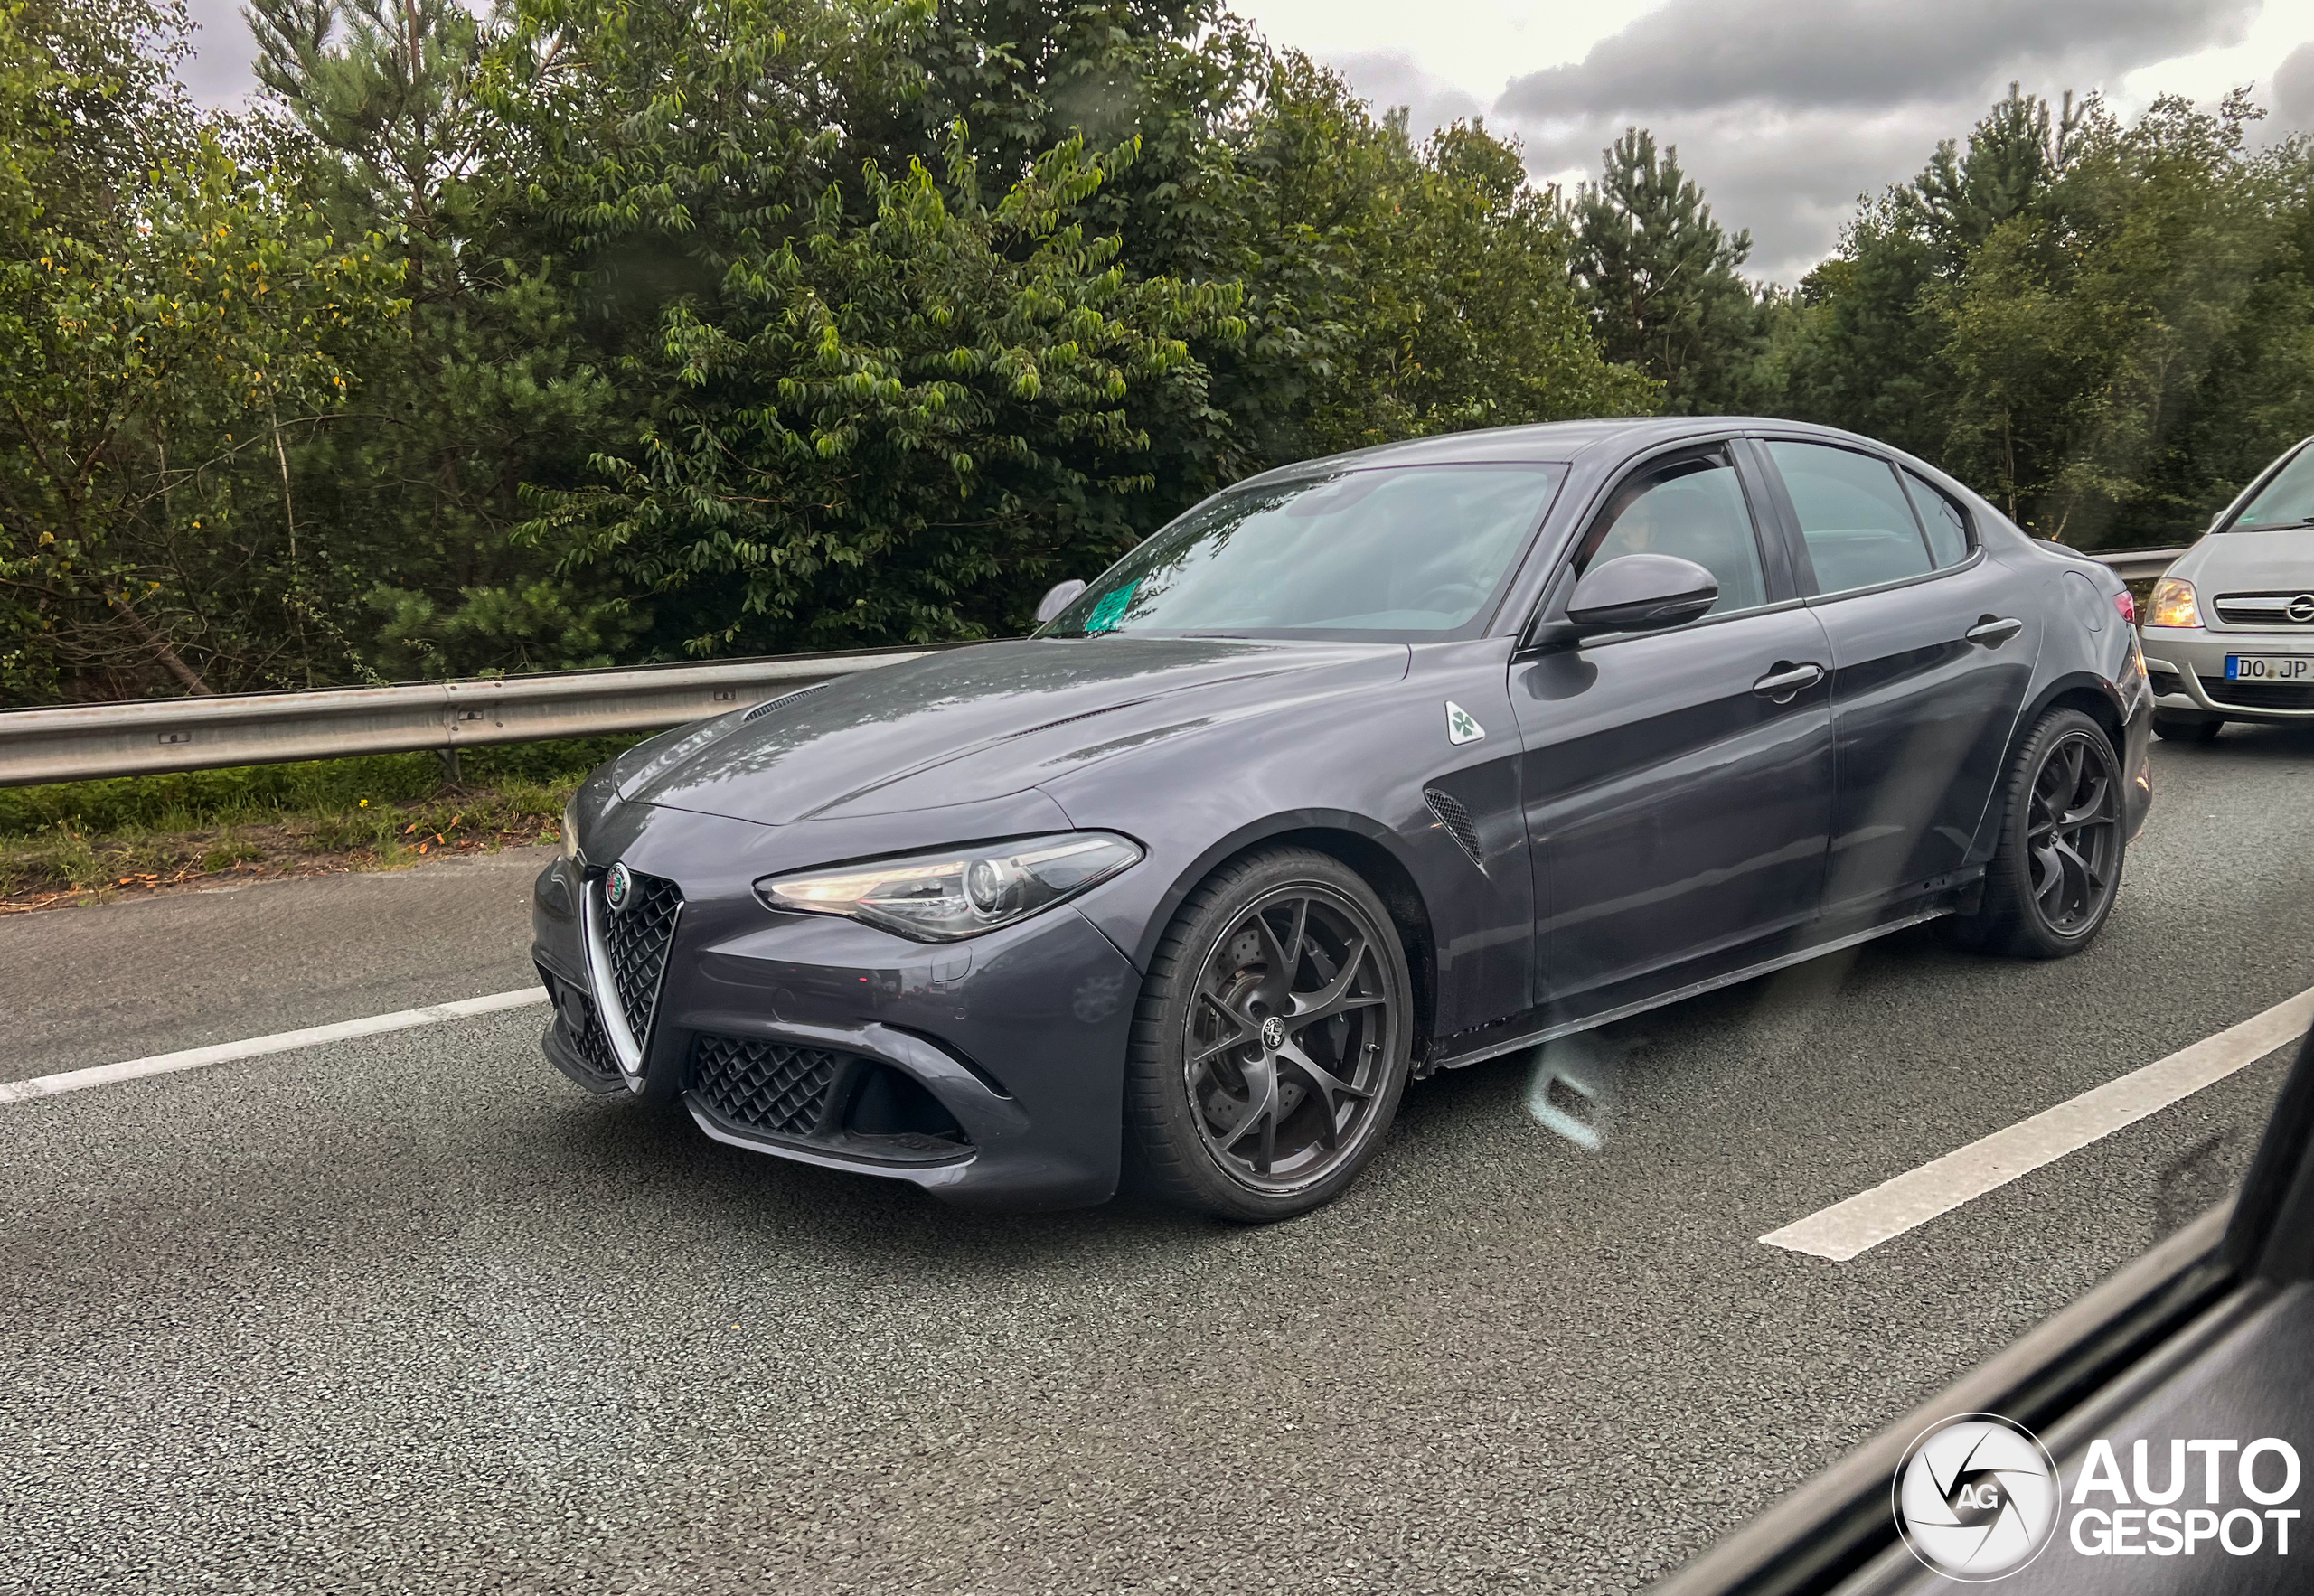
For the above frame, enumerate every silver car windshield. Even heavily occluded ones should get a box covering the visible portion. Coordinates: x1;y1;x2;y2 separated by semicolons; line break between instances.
1039;463;1565;640
2226;443;2314;530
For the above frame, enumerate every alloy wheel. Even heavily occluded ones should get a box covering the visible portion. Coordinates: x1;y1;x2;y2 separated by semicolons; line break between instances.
1182;886;1401;1195
2025;730;2121;936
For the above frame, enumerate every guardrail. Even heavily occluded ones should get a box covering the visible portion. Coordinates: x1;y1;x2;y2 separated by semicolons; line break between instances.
0;543;2191;789
2093;547;2187;581
0;646;939;787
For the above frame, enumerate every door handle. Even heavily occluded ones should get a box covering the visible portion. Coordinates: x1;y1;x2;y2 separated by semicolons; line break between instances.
1966;615;2024;648
1751;662;1826;703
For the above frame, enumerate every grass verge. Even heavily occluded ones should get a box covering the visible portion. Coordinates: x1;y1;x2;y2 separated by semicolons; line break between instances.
0;736;639;913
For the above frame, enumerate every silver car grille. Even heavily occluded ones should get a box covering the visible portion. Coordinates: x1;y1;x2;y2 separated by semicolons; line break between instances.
2213;591;2314;626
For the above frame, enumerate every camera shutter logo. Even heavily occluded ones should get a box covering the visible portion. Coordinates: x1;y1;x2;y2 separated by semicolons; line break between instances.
1893;1413;2061;1582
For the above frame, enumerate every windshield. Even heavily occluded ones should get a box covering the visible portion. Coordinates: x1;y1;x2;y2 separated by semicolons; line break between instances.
1039;463;1564;639
2225;443;2314;530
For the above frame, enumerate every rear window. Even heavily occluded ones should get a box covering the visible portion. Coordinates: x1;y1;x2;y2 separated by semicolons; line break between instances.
1769;441;1933;595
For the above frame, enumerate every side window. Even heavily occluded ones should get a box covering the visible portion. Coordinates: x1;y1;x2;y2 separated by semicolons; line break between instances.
1901;468;1972;568
1577;454;1767;616
1766;440;1933;595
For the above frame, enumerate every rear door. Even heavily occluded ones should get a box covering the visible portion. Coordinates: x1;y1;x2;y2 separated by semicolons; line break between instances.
1749;437;2040;916
1512;441;1836;1006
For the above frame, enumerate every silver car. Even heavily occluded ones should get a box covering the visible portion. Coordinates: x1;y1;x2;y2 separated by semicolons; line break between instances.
2140;435;2314;740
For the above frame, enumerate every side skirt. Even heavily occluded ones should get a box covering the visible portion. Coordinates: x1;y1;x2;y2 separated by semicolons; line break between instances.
1429;904;1954;1074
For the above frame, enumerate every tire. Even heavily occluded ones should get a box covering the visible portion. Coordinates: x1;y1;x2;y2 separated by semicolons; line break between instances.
1124;847;1414;1221
1956;709;2126;959
2152;709;2224;744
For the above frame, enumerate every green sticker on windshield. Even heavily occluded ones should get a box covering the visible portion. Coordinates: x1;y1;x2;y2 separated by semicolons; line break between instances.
1085;580;1138;633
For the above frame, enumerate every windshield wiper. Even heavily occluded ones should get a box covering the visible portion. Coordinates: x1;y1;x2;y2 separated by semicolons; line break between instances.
2230;516;2314;531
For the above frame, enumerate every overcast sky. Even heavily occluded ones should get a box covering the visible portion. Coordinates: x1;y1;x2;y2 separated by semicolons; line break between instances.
177;0;2314;283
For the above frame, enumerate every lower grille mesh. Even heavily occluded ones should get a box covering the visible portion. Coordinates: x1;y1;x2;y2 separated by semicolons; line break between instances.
569;995;622;1079
2200;676;2314;711
691;1035;848;1139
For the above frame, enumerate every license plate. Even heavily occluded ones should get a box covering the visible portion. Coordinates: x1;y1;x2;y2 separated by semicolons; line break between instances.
2225;654;2314;681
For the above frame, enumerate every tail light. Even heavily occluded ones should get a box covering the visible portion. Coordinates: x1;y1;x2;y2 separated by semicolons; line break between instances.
2113;589;2138;626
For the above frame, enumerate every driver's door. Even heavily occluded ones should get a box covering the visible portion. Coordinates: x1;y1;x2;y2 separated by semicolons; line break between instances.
1510;443;1836;1009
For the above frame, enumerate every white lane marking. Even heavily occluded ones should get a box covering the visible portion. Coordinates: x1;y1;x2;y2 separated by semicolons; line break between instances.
0;988;550;1105
1762;983;2314;1262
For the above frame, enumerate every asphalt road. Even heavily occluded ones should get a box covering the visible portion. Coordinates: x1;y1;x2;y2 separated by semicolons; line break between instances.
4;726;2312;1596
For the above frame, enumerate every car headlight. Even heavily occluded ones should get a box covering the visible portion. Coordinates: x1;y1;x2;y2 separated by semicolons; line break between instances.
2148;577;2201;629
560;796;582;862
758;833;1143;942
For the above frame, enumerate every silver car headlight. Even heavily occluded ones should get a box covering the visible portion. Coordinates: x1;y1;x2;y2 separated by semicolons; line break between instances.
560;796;582;862
758;833;1143;943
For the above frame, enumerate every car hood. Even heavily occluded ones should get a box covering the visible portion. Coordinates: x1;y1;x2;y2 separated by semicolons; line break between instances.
612;637;1413;827
2178;527;2314;592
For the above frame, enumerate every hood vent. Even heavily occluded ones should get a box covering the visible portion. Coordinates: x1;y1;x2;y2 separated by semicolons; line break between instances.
742;682;830;723
1423;787;1486;873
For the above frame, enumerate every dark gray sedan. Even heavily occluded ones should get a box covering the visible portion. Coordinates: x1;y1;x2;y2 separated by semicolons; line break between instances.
533;418;2153;1219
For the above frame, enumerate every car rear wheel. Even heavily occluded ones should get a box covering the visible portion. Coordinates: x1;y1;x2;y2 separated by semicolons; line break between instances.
2152;709;2224;743
1954;708;2125;959
1125;847;1413;1221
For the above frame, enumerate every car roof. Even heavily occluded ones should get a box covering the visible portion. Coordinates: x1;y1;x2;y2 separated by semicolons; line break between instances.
1229;416;1894;486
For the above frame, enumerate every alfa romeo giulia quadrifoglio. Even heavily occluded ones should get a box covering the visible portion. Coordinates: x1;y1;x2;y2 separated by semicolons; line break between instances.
531;418;2153;1220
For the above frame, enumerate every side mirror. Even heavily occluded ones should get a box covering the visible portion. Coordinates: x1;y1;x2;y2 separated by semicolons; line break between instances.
1035;579;1087;625
1564;553;1718;634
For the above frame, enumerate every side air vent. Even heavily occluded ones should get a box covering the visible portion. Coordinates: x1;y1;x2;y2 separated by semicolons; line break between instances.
1423;787;1486;873
741;682;830;724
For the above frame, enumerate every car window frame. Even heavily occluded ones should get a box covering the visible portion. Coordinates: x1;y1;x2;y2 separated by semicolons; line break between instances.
1745;433;1988;606
1519;437;1803;652
1895;465;1978;567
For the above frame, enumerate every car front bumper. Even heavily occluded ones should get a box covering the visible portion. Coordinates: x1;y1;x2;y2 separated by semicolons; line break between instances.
2140;626;2314;720
529;824;1142;1212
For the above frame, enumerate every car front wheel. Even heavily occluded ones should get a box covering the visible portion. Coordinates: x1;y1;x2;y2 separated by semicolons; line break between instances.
1955;708;2126;959
1125;847;1413;1221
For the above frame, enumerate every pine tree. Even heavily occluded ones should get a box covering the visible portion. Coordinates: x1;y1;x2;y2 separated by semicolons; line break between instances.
1569;129;1763;414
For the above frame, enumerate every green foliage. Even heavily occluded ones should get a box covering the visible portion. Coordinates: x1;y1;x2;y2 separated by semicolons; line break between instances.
1766;85;2314;549
28;0;2314;713
0;733;629;836
0;0;408;699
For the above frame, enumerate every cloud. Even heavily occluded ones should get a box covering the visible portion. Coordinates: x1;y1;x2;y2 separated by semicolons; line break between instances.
1496;0;2256;120
1466;0;2265;284
2274;40;2314;129
179;0;260;106
1326;51;1485;136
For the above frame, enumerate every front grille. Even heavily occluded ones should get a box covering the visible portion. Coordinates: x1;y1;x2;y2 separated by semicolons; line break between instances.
691;1034;849;1139
1423;786;1485;871
603;870;682;1046
2200;675;2314;711
2214;592;2314;626
567;992;622;1079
